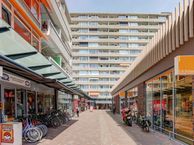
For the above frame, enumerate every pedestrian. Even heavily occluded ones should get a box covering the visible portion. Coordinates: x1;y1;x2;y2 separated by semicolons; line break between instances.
113;105;116;114
76;107;79;117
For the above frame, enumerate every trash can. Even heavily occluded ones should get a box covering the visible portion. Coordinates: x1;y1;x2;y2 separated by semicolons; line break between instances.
1;122;22;145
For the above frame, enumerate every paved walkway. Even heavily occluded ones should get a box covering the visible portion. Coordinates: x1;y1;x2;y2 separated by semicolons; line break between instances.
24;110;184;145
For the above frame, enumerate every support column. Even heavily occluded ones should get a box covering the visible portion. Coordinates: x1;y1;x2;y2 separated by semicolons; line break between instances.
54;89;58;110
137;83;146;116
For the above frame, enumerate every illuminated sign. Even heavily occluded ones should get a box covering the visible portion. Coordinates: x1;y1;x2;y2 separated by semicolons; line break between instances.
175;56;194;75
1;124;14;143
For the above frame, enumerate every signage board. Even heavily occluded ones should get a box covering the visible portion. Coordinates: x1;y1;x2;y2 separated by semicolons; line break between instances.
0;66;3;77
175;56;194;75
0;73;31;88
119;91;125;97
1;124;14;143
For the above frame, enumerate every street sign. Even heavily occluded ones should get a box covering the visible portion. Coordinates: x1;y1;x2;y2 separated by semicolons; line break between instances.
175;55;194;75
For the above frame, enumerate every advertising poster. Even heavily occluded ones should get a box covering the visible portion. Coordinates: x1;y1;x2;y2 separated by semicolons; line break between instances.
1;124;14;143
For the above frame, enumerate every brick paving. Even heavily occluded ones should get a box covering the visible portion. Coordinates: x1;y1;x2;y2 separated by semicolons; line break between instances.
24;110;184;145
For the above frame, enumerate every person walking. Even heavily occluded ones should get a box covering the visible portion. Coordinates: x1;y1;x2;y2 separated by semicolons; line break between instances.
76;107;80;117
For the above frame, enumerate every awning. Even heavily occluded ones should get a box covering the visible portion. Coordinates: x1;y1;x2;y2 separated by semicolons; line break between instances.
0;20;85;96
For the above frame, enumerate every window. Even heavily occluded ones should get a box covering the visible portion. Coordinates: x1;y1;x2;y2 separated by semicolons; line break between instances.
79;57;88;61
89;22;98;26
2;6;11;25
88;43;98;47
118;16;127;19
90;64;99;68
79;15;88;19
79;22;88;26
129;36;139;40
79;71;88;75
79;29;89;33
79;36;88;40
119;36;128;40
89;28;98;32
119;22;128;26
130;50;141;54
89;50;98;54
89;36;99;39
79;50;89;54
79;42;88;47
128;22;138;26
14;17;31;44
119;29;128;33
90;71;99;75
79;64;88;68
119;43;128;48
119;50;129;54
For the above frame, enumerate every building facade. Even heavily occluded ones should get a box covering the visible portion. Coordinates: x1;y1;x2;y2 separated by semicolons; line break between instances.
70;12;169;108
111;0;194;144
0;0;88;122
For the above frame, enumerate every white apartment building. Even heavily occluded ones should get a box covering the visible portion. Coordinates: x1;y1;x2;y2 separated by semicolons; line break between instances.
70;13;169;107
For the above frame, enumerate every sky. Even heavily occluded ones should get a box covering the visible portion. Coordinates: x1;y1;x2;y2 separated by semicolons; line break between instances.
66;0;180;13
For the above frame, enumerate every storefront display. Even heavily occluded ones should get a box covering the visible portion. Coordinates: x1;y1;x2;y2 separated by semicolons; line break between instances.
27;91;36;115
145;70;193;144
4;88;15;121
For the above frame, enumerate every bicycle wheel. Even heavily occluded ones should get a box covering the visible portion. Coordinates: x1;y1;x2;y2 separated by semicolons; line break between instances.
23;127;41;143
51;117;61;128
37;125;48;137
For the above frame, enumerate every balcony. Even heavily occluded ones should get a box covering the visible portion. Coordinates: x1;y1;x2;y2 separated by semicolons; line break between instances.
49;0;72;41
43;20;71;63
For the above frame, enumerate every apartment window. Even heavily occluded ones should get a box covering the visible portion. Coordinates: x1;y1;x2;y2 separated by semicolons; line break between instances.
158;16;166;21
119;36;128;40
119;22;128;26
90;85;99;89
2;6;11;25
79;50;89;54
79;78;88;81
90;64;99;68
128;22;138;26
89;28;98;32
79;15;88;19
79;57;88;61
14;16;31;44
120;57;129;61
119;50;129;54
130;50;141;54
128;15;138;19
129;36;139;40
79;71;88;75
100;57;109;60
80;85;89;89
79;22;88;26
89;78;99;82
100;71;109;75
100;78;109;81
119;43;128;48
79;35;88;40
128;43;139;47
79;29;89;33
89;36;99;39
100;85;109;89
90;57;98;60
119;29;128;33
89;50;98;54
79;42;88;47
79;64;88;68
88;43;98;47
89;22;98;26
128;29;139;33
90;71;99;75
129;56;136;61
118;16;127;19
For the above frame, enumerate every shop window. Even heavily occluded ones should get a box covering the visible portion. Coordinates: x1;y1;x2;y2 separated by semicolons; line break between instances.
2;0;11;9
14;17;31;44
2;6;11;25
16;89;26;118
152;78;161;128
37;94;44;114
4;89;15;121
161;72;173;132
175;76;193;144
27;91;36;114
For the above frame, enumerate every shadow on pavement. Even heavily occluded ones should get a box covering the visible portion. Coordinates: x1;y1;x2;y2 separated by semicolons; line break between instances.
105;111;181;145
23;119;78;145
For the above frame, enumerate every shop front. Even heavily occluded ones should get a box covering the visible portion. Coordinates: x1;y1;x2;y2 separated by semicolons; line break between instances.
145;70;193;144
0;71;55;122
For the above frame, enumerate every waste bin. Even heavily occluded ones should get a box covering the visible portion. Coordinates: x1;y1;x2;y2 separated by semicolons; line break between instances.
1;122;22;145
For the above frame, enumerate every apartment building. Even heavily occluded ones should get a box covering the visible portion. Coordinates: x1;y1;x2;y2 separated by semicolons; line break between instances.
70;12;169;107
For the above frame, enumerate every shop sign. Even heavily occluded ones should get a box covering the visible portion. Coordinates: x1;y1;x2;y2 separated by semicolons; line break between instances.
0;66;3;77
175;56;194;75
0;73;31;88
119;91;125;97
1;124;14;143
